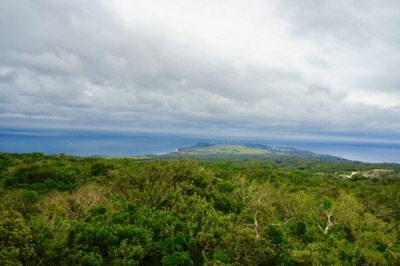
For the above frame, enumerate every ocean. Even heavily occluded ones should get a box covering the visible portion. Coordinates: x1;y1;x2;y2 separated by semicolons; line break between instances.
1;127;399;163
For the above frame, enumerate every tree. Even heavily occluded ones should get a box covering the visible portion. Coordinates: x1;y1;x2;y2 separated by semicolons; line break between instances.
0;211;35;265
314;192;364;234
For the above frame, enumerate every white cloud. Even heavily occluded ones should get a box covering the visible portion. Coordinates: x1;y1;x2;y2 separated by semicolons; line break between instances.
0;0;399;139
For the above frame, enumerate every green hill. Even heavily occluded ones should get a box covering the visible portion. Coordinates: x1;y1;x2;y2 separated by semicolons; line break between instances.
164;142;346;161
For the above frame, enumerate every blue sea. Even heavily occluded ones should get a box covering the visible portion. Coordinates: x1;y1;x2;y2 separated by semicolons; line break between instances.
1;127;399;163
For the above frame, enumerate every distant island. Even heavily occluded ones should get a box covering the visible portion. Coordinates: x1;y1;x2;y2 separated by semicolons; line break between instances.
140;142;348;161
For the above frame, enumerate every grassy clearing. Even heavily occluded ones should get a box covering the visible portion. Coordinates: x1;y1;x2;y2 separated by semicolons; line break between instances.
179;144;272;155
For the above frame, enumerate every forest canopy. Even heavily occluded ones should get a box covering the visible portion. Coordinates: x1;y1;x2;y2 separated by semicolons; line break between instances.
0;152;399;265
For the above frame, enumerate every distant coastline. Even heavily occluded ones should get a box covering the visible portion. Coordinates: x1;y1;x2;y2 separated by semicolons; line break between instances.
1;127;400;163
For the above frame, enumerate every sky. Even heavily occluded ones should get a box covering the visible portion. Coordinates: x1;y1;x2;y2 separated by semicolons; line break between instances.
1;0;400;142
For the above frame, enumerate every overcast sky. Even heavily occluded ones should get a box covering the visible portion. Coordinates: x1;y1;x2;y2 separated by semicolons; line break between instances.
1;0;400;141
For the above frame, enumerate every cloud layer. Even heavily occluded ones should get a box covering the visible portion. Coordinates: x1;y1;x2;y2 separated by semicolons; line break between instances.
1;0;400;139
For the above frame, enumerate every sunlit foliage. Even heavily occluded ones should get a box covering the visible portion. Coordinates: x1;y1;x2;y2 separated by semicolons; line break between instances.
0;152;399;265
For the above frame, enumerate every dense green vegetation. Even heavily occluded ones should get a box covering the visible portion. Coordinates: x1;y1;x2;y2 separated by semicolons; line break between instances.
1;152;399;265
